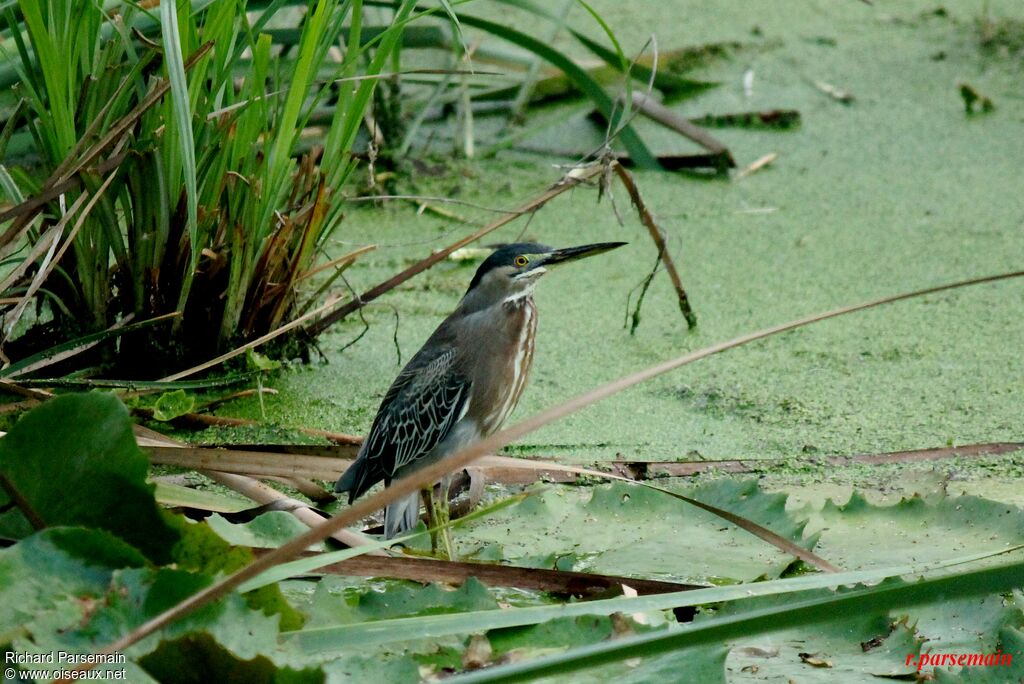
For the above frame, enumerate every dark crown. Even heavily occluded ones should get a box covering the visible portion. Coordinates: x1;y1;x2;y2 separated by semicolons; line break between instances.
467;243;552;291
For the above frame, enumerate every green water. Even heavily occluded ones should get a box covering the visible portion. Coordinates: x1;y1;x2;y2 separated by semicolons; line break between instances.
218;1;1022;474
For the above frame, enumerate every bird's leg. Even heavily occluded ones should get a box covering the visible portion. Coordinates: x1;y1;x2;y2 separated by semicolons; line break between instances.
422;486;438;552
427;477;455;561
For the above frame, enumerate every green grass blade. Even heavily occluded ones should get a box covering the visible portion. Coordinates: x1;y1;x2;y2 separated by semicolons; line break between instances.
160;0;199;312
0;313;180;379
570;28;717;100
0;163;24;204
449;557;1024;682
283;545;1024;653
437;0;468;56
0;98;26;159
454;12;659;169
12;373;259;390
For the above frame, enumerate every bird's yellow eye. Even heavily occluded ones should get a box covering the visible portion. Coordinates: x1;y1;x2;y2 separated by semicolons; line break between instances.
514;255;529;267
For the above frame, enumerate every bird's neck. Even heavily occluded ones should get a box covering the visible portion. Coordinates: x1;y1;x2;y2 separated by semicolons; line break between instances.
501;288;535;307
455;282;535;316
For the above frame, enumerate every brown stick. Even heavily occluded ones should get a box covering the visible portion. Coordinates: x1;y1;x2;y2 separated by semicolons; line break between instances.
203;470;381;553
0;151;128;226
160;440;1024;484
304;162;607;338
626;92;735;168
612;162;697;329
0;473;45;530
64;268;1024;675
254;549;702;598
264;477;335;504
147;446;348;480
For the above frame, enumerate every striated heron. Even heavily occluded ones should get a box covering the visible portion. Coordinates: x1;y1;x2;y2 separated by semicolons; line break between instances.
335;241;626;555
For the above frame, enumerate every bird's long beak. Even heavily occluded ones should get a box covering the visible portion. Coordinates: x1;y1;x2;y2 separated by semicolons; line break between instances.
541;241;627;267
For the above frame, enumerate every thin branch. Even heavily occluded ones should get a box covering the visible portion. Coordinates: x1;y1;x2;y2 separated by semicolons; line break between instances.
388;303;403;367
203;470;381;552
613;162;697;329
0;473;45;531
67;268;1024;673
258;549;701;598
294;244;375;282
624;91;735;170
626;250;661;335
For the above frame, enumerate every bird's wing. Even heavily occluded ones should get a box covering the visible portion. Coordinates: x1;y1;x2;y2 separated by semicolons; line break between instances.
347;346;471;497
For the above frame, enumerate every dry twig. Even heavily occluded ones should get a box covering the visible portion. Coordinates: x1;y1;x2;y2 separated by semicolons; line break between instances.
613;162;697;329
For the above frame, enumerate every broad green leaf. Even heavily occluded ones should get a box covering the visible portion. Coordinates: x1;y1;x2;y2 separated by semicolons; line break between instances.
707;584;923;682
0;527;146;643
206;511;324;550
172;518;306;632
487;616;614;655
487;614;729;684
247;348;282;372
284;546;1024;654
308;576;497;628
152;389;196;421
139;635;325;684
0;393;179;562
1;524;312;677
322;653;421;683
12;565;305;677
912;594;1023;655
457;480;811;584
933;625;1024;682
445;560;1024;683
803;492;1024;571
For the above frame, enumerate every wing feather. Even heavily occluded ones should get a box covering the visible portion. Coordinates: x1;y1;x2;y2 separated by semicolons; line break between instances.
335;346;470;501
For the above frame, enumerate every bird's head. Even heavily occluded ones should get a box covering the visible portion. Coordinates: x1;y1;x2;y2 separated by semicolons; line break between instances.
462;241;626;308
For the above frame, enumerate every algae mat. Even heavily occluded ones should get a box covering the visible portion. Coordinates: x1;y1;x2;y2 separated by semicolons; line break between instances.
223;1;1023;465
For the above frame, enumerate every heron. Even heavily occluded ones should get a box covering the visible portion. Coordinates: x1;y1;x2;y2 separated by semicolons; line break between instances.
335;241;626;556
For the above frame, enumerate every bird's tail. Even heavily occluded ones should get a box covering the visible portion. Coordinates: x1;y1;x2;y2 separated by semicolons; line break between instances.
384;492;421;539
333;461;362;502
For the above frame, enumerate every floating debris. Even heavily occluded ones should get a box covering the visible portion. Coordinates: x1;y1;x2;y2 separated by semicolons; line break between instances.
799;652;834;668
691;109;801;129
959;81;995;115
812;79;855;104
735;152;778;180
734;207;779;215
743;67;755;98
447;247;492;262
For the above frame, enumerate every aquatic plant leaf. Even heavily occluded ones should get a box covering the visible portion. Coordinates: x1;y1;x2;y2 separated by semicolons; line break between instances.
457;479;811;584
152;389;196;421
0;393;179;562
